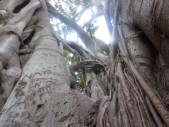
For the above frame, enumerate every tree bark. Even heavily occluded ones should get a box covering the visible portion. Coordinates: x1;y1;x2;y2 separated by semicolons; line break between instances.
0;0;95;127
0;0;169;126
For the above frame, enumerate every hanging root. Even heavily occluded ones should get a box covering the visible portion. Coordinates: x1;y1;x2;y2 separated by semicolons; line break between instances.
96;96;110;127
0;61;3;72
117;23;169;126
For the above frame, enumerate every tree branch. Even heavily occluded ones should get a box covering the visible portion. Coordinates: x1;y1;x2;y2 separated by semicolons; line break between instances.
46;0;96;52
93;37;109;55
52;30;77;54
104;0;113;34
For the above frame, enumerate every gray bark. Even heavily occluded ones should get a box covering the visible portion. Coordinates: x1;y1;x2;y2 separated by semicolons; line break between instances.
0;0;41;110
0;0;95;126
0;0;169;126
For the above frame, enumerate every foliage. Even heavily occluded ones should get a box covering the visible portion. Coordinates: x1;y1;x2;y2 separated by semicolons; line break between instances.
75;71;85;92
49;0;105;92
85;22;98;38
63;50;85;91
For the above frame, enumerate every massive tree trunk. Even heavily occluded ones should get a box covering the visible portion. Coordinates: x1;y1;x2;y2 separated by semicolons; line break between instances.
0;0;169;127
0;0;95;126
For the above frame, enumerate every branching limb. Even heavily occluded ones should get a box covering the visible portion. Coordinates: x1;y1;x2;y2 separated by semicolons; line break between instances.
104;0;113;34
52;30;77;54
46;0;96;53
93;37;109;55
47;0;109;67
0;0;28;21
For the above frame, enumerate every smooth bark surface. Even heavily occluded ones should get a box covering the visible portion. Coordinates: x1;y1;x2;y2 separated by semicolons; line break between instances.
0;0;95;126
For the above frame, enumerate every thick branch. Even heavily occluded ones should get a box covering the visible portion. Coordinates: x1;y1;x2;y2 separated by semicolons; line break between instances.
93;37;109;54
46;1;96;52
104;0;112;34
52;31;77;54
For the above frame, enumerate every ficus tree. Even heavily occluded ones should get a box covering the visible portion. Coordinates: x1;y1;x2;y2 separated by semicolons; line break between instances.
0;0;169;127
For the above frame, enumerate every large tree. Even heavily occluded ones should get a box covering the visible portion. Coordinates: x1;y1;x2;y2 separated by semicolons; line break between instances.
0;0;169;126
